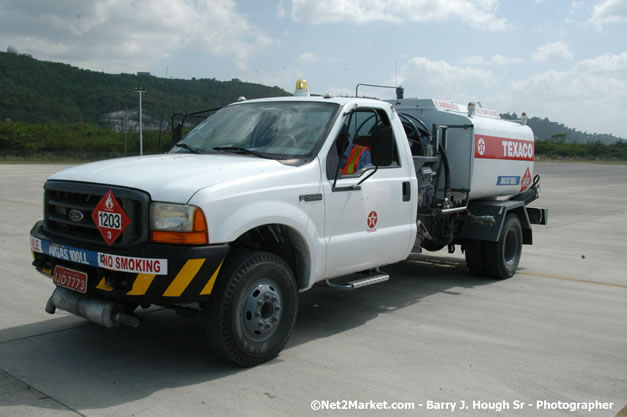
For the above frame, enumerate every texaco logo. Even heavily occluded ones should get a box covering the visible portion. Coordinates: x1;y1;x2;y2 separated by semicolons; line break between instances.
367;211;378;229
477;138;486;155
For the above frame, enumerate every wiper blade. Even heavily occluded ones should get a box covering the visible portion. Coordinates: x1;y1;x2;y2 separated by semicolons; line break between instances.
174;142;203;154
212;146;277;159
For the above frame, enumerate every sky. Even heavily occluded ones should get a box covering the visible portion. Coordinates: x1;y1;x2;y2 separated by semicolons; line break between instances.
1;0;627;138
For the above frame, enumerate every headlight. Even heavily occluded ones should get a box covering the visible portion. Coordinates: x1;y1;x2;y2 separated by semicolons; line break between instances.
151;203;196;231
150;203;208;244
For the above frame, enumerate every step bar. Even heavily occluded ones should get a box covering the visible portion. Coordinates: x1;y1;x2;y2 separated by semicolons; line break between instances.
324;270;389;291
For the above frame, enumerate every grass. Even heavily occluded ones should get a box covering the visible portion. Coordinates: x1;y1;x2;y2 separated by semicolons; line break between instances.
0;160;83;164
535;156;627;165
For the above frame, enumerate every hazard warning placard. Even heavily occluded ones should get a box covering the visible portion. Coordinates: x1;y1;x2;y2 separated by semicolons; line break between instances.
91;190;131;246
520;167;532;192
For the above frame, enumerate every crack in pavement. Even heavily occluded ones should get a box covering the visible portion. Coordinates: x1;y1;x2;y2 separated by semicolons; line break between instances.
0;322;91;345
0;368;86;417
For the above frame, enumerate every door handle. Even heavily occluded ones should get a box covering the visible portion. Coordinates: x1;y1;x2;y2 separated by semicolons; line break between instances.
402;181;411;202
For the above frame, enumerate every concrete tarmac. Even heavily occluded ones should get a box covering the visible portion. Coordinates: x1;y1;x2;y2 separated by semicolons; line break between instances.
0;162;625;417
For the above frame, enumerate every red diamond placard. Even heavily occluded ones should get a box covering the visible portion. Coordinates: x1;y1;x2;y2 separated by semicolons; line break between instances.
520;167;532;192
91;190;131;247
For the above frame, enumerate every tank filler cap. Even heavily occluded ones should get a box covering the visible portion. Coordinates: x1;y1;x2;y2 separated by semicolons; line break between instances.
467;102;476;117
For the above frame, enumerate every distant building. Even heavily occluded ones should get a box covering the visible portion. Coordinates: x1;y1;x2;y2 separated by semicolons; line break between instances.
137;71;151;76
102;109;165;132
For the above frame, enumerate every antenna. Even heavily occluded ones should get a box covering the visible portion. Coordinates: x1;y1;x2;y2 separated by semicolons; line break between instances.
395;60;398;86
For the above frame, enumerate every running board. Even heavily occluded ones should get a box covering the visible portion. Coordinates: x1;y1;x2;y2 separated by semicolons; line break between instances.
324;271;390;291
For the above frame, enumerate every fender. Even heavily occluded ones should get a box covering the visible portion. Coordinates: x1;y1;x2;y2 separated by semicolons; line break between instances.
197;198;326;289
461;199;532;244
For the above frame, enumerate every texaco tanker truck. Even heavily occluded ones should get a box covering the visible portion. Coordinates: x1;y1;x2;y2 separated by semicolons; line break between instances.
29;80;547;366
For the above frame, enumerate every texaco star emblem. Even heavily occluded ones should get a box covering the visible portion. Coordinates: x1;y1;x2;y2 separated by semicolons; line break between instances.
477;138;486;155
367;211;378;228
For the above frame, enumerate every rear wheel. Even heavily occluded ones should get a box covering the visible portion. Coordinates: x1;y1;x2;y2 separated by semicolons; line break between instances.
464;239;487;276
206;250;299;367
485;214;523;279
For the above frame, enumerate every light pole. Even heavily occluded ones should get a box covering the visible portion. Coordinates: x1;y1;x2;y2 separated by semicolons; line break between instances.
134;88;146;156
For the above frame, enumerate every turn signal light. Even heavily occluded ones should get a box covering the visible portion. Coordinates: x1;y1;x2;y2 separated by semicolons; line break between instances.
151;208;208;245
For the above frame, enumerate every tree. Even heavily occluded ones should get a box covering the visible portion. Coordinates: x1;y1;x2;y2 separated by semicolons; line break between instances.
550;133;567;144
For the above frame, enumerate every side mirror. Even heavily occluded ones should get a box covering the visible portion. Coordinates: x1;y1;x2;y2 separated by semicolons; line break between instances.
371;125;394;167
172;123;183;145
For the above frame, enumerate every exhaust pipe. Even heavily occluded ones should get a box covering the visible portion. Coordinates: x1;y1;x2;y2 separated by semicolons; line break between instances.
45;287;140;328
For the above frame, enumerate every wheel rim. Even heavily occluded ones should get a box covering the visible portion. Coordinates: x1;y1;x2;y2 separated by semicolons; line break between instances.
241;280;283;342
503;229;519;265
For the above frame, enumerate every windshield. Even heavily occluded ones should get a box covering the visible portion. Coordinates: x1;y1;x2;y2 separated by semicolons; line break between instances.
170;101;339;158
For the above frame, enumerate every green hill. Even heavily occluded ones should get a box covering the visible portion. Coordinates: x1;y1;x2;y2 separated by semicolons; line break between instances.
501;113;624;144
1;52;624;162
2;51;624;144
0;52;288;127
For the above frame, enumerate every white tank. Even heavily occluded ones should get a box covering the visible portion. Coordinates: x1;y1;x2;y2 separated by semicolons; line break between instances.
390;99;535;200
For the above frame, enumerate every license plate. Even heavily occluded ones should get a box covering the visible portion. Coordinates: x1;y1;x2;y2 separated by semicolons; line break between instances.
53;266;88;294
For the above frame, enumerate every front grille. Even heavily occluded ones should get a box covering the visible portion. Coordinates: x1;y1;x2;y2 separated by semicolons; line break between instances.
43;181;150;249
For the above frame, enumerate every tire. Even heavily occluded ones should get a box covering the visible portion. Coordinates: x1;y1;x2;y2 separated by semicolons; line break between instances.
484;214;523;279
206;250;299;367
464;239;487;276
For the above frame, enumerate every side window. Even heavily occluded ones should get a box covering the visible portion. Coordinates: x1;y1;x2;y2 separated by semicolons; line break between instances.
328;109;399;178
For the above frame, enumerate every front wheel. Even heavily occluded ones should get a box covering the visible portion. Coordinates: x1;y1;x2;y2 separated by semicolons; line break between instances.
206;251;299;367
484;214;523;279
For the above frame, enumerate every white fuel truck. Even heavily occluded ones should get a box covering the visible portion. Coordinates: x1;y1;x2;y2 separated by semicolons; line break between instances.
29;81;547;366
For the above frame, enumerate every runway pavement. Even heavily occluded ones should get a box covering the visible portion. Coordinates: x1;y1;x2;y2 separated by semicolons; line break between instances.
0;162;625;416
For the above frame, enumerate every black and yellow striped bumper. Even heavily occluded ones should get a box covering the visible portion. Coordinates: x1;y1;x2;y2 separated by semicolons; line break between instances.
30;221;229;304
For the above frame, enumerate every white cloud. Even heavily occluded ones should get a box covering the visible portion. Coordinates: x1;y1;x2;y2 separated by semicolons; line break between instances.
532;41;574;62
589;0;627;30
392;53;627;138
278;0;287;18
460;55;488;66
291;0;509;31
0;0;274;73
460;55;523;66
571;0;585;12
574;52;627;72
298;52;320;64
395;57;494;103
491;54;523;65
510;52;627;136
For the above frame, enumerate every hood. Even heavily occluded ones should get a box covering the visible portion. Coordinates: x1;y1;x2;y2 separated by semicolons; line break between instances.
49;154;292;203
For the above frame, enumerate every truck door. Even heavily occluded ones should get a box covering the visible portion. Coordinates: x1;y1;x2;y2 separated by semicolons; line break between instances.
323;107;415;277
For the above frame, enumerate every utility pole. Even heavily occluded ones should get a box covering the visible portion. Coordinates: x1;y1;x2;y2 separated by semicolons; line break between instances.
134;88;146;156
123;105;128;155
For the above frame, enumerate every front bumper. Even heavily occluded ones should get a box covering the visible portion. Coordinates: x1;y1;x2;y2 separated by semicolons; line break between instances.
30;221;229;304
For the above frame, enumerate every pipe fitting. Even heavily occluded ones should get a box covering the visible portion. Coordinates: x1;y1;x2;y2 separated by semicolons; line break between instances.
46;287;140;328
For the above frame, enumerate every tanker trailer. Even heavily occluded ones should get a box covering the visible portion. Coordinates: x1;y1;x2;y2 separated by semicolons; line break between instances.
388;98;547;278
